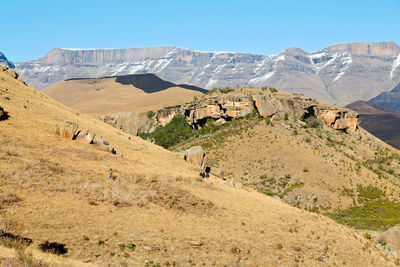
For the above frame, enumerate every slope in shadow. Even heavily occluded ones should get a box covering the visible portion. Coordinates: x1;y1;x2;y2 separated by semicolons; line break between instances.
346;100;400;148
369;83;400;112
114;73;207;94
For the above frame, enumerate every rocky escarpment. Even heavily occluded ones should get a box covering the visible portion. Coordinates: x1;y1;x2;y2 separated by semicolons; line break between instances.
147;90;359;133
15;42;400;106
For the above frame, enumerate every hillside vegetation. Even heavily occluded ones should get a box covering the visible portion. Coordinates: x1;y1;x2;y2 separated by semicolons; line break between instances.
0;65;398;265
144;88;400;233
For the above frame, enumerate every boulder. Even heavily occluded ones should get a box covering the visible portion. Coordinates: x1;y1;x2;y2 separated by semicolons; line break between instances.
182;146;207;171
210;167;224;179
76;129;96;144
100;112;140;136
57;120;79;139
333;118;350;130
253;95;277;118
95;136;116;154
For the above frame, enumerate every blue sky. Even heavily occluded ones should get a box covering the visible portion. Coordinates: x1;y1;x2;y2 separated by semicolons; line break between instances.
3;0;400;62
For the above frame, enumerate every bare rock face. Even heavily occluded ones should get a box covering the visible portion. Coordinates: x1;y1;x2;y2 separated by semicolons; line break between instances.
182;146;207;171
152;91;359;133
253;95;277;118
56;120;79;139
317;108;358;132
100;112;140;136
156;106;181;127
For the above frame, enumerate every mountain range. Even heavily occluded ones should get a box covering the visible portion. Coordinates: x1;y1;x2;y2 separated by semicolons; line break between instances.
15;42;400;106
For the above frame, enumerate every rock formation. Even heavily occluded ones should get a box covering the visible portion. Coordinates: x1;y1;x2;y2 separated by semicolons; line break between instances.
100;112;140;136
56;120;116;154
56;120;79;139
95;136;116;154
76;129;96;144
181;146;207;171
149;90;359;133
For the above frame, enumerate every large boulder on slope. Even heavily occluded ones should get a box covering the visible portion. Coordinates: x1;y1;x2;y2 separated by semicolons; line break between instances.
182;146;207;171
56;120;79;139
76;129;96;144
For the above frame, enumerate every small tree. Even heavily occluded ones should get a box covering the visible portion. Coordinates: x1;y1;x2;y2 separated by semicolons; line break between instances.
147;110;155;119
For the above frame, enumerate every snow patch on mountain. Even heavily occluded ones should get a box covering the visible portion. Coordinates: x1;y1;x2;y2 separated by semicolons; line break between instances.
390;54;400;79
333;53;353;82
248;54;284;86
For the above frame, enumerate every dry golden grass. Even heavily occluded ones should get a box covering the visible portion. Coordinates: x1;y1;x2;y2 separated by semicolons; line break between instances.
175;114;400;213
0;69;398;266
43;77;204;115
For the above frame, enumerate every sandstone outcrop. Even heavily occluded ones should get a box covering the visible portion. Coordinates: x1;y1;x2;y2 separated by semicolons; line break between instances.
76;129;96;144
95;136;116;154
56;120;79;139
100;112;140;136
56;120;116;154
150;91;359;133
181;146;207;171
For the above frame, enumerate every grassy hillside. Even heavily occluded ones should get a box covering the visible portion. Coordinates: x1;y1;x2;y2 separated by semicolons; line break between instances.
138;89;400;233
43;74;205;116
0;62;398;265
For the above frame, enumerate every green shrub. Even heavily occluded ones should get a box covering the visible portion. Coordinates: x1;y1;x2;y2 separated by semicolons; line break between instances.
364;232;372;239
357;185;384;202
303;167;308;172
304;137;311;143
127;242;136;251
140;115;194;148
284;113;289;120
231;246;239;254
269;87;278;93
147;110;155;119
304;116;321;129
327;199;400;231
